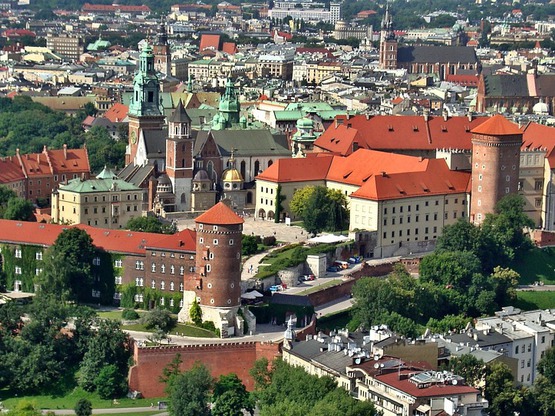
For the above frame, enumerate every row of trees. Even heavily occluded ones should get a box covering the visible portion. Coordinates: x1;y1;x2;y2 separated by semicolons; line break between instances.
161;357;377;416
351;195;532;338
0;295;131;398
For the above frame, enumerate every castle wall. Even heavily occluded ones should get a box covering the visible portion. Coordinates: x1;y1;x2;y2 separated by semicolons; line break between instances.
128;341;281;398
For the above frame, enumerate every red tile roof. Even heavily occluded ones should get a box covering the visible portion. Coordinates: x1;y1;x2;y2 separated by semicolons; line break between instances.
310;124;362;156
0;156;25;183
351;160;470;201
375;370;478;398
256;154;334;183
445;74;479;87
314;115;489;153
522;122;555;153
222;42;237;55
326;150;430;186
0;220;196;255
471;114;522;136
194;201;244;225
200;34;221;53
103;102;128;123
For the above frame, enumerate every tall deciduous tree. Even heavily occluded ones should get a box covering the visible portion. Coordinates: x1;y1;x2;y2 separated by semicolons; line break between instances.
126;216;176;234
39;228;96;302
169;362;213;416
3;197;34;221
212;373;254;416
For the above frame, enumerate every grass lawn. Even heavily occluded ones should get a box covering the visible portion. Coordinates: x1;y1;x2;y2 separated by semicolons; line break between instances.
297;279;343;295
122;322;216;338
0;387;165;411
511;247;555;285
515;291;555;310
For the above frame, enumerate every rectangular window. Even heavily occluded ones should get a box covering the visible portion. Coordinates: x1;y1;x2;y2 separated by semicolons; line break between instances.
35;252;43;260
535;180;543;191
15;249;22;258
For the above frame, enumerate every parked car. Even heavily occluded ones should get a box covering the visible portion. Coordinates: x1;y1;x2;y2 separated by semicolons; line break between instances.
302;274;315;281
327;266;340;273
348;256;363;264
334;261;349;269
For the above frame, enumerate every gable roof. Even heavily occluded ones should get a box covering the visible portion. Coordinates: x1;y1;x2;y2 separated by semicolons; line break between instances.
104;103;129;123
0;220;195;255
314;115;489;153
482;74;529;97
200;34;221;53
397;46;478;64
350;160;470;201
256;154;334;183
0;156;25;183
194;130;290;158
194;201;244;225
471;114;522;136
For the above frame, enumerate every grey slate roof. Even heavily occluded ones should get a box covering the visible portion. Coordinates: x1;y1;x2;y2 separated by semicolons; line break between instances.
448;330;512;348
194;129;290;157
270;293;312;307
169;99;192;123
483;74;529;97
118;163;156;187
535;74;555;97
143;130;167;158
397;46;478;64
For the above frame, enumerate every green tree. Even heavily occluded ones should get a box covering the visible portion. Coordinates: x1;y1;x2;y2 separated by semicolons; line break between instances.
74;398;92;416
189;299;202;326
485;361;521;416
426;314;472;334
447;354;485;387
249;357;272;390
419;250;482;289
95;364;128;399
212;373;254;416
169;362;213;416
4;400;42;416
537;347;555;384
160;353;183;392
0;185;16;217
241;234;258;256
490;266;519;306
39;228;96;302
301;186;348;235
140;308;176;332
289;186;315;219
79;319;131;392
3;197;34;221
126;216;176;234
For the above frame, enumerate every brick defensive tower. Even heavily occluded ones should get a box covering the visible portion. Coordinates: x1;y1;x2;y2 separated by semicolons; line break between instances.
178;201;244;336
470;115;523;224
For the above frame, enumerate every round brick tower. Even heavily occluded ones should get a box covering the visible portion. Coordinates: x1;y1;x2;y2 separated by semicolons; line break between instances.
470;115;523;224
193;202;243;330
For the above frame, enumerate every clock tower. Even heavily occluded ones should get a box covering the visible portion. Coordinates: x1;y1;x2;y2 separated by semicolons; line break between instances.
126;42;165;165
166;99;193;211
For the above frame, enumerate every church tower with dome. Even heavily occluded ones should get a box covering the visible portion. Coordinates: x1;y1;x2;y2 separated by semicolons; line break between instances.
126;42;165;165
221;151;246;210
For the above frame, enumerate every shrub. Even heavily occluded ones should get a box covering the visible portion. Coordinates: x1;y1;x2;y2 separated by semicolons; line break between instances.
140;308;176;332
122;309;139;320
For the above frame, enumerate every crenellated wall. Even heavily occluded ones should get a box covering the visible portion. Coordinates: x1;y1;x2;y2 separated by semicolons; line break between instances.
128;340;281;398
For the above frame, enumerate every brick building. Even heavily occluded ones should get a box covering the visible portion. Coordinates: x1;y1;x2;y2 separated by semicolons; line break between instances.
470;115;523;224
179;202;244;336
0;219;195;310
0;145;90;205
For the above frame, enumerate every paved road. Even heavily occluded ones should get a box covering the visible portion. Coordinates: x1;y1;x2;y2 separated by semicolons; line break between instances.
315;295;354;317
41;408;168;415
517;284;555;291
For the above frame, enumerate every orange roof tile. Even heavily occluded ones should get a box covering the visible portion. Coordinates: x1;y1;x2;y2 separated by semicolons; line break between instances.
521;122;555;153
194;201;244;225
316;115;489;152
200;34;220;52
351;159;470;201
46;148;90;175
104;102;128;123
0;219;195;255
222;42;237;55
312;124;362;156
326;149;430;186
471;114;522;136
0;156;25;183
256;154;334;183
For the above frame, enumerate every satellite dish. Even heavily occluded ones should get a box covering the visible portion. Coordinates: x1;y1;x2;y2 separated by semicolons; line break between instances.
374;363;380;369
355;358;362;365
452;379;458;385
374;355;380;361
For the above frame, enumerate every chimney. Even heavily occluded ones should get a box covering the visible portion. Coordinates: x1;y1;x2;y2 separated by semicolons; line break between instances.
423;109;429;122
63;144;67;159
335;119;338;128
467;112;473;122
442;108;448;121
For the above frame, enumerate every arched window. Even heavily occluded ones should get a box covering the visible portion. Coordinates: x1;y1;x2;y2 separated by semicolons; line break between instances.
254;160;260;175
240;160;246;180
207;161;215;180
268;160;273;167
181;193;186;204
